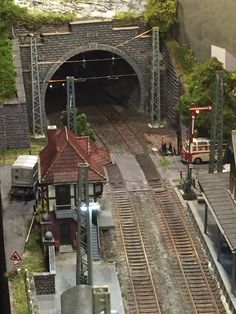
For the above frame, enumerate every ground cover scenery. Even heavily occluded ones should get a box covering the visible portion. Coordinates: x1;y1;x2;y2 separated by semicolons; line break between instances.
1;0;236;313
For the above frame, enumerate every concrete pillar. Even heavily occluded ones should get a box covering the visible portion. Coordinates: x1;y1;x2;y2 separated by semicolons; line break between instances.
204;203;208;234
61;285;93;314
217;227;221;262
232;252;236;295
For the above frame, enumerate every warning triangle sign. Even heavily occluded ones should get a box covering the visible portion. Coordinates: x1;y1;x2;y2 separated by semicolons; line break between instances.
10;251;22;261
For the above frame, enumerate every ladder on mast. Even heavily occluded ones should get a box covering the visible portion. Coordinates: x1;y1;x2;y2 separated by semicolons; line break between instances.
30;34;44;137
66;76;77;134
209;71;224;173
150;27;161;126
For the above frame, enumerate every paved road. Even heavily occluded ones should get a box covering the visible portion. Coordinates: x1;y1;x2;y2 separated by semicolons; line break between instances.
0;165;34;271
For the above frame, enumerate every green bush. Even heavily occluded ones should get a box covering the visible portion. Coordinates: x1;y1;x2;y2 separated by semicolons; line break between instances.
144;0;177;33
114;11;142;24
61;111;96;142
172;45;197;74
0;0;75;105
0;35;16;104
179;58;236;138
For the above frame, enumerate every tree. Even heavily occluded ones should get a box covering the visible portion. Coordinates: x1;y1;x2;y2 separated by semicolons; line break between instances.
180;57;236;138
60;111;96;142
144;0;177;33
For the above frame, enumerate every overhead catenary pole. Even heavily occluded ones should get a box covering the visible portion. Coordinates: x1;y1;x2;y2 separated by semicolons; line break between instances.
150;27;161;126
66;76;77;134
76;163;93;286
209;71;224;173
30;34;44;137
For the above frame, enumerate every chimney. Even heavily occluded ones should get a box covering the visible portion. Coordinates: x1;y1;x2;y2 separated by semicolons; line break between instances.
48;125;57;144
47;125;57;149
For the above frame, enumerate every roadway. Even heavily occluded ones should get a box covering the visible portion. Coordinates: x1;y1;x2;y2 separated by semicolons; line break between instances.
0;165;35;271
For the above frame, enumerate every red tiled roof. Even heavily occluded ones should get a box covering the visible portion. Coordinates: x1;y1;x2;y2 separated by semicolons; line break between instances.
40;127;111;184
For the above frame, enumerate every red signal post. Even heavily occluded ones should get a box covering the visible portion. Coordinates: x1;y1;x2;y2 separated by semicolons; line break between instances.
189;105;213;139
186;104;213;185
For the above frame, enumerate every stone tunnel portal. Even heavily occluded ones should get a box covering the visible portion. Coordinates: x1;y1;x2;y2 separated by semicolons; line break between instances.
45;50;140;125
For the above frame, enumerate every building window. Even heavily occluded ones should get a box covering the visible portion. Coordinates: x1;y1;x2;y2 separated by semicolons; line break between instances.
55;185;71;210
94;183;103;200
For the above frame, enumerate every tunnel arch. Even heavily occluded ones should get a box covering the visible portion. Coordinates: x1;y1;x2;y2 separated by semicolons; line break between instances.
41;43;146;124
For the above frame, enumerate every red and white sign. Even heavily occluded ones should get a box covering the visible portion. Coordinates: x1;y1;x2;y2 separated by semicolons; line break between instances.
13;261;20;269
10;251;22;261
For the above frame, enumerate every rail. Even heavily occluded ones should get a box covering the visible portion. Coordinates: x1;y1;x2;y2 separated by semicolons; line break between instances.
107;164;162;313
83;103;226;313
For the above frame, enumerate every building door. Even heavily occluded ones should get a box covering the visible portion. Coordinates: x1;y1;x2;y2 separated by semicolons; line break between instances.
60;223;71;245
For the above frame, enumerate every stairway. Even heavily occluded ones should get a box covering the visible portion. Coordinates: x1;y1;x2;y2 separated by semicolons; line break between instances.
92;224;100;261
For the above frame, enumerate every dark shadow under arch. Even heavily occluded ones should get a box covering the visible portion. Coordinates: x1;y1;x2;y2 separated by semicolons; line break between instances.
41;43;146;124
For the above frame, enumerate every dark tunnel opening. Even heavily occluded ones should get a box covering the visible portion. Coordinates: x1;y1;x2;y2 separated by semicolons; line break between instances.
45;50;140;124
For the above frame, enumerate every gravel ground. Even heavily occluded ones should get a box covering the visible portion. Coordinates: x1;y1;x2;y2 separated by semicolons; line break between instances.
49;103;221;313
95;106;196;313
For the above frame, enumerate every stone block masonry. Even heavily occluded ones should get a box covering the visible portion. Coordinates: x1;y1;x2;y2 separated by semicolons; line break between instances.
15;19;180;128
34;273;55;295
0;39;30;149
0;104;30;149
16;20;152;125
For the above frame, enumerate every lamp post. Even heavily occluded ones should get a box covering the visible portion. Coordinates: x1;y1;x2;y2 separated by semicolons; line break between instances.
177;74;184;155
187;105;212;186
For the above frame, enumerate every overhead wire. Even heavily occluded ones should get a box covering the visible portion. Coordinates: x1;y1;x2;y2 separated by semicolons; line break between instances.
38;57;123;65
34;28;152;65
48;73;137;83
115;29;152;48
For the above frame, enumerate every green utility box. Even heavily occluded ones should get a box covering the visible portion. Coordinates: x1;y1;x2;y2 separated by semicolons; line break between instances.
93;286;111;314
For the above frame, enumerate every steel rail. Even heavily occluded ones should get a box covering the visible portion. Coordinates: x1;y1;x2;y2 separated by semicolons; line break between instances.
150;184;221;313
85;104;226;313
107;165;162;313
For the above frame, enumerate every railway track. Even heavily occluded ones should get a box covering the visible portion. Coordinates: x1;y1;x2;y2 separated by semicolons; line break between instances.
96;104;145;154
106;164;162;314
80;105;129;153
85;104;227;312
136;152;226;313
150;182;225;313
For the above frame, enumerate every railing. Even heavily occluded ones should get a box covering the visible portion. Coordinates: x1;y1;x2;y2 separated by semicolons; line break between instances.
53;203;76;219
53;202;101;220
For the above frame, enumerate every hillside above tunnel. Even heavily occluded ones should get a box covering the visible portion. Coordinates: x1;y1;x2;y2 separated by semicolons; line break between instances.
14;0;147;18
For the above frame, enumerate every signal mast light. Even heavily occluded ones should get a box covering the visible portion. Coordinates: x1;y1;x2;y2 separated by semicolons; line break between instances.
189;105;212;113
189;104;213;139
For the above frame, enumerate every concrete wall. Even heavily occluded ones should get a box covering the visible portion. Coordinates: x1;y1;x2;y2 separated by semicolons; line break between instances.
176;0;236;62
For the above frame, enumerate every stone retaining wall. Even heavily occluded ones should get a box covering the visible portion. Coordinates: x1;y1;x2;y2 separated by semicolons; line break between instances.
16;20;152;126
34;272;55;295
0;103;30;149
162;45;181;127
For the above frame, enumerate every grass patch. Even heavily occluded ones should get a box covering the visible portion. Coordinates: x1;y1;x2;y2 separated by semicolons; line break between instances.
166;39;197;78
10;274;30;314
0;137;46;165
159;156;170;169
114;11;142;24
23;224;45;273
8;224;45;313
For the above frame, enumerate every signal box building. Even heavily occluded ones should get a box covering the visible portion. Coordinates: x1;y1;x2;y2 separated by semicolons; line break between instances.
39;126;111;249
